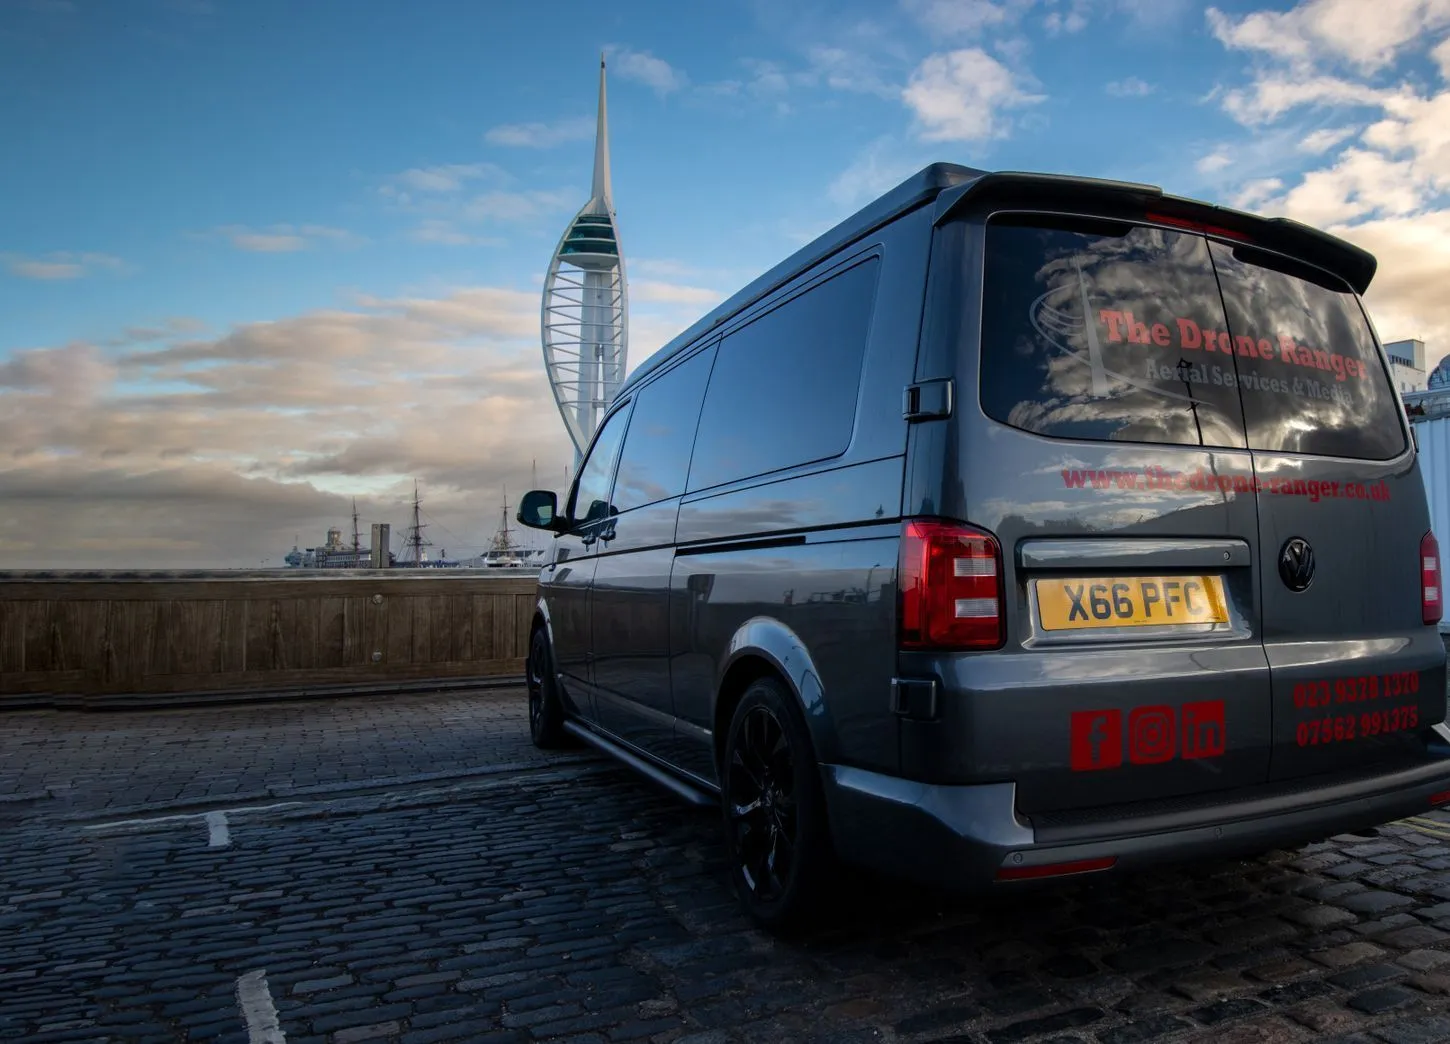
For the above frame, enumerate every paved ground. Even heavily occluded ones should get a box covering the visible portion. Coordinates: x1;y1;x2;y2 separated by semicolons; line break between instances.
0;690;584;819
7;692;1450;1043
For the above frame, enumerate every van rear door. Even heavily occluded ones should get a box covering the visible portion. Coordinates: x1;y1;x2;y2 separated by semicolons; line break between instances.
953;213;1274;814
1206;240;1448;781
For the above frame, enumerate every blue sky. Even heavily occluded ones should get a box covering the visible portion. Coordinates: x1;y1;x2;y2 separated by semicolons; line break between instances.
0;0;1316;349
3;0;1449;566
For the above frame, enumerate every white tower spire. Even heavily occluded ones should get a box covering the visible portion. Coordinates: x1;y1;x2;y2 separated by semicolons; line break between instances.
592;53;612;205
541;56;630;465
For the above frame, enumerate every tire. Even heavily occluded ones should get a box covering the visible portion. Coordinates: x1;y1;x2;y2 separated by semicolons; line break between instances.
720;676;835;931
527;628;568;749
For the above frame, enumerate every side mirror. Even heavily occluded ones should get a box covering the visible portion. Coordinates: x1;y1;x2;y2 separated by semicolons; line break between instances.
517;489;563;532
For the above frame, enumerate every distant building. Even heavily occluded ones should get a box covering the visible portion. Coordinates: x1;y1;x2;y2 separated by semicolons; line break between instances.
1430;354;1450;390
285;526;375;569
1385;338;1427;394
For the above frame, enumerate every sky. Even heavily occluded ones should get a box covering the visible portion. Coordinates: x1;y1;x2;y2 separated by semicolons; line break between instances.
3;0;1450;568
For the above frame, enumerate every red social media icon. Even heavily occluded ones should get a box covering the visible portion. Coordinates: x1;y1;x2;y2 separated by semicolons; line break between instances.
1181;700;1226;759
1070;709;1122;771
1128;705;1176;764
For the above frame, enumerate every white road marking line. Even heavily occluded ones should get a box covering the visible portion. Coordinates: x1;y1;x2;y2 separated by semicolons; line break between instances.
235;969;286;1044
205;810;231;848
81;802;300;835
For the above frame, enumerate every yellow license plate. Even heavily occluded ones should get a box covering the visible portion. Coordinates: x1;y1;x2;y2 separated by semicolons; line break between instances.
1036;575;1229;631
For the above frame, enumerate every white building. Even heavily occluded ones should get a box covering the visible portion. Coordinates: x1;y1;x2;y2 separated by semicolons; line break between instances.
1385;338;1427;394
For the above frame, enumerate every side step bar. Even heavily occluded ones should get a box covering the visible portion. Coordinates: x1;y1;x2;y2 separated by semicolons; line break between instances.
563;720;716;809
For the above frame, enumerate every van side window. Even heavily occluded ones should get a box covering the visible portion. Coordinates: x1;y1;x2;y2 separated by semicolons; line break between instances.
611;345;715;512
687;257;880;492
1207;240;1407;461
979;217;1249;448
567;405;630;527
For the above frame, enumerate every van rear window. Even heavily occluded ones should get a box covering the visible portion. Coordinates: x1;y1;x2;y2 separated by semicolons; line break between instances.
979;217;1249;448
1207;240;1406;460
979;215;1407;460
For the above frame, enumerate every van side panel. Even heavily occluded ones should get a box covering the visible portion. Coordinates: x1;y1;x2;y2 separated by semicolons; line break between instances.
669;531;901;781
667;207;936;781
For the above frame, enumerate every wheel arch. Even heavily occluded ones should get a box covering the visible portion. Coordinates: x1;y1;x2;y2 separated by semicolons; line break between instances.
712;616;836;773
530;596;554;645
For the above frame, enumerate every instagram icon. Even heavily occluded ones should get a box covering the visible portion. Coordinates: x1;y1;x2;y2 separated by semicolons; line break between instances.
1128;705;1176;764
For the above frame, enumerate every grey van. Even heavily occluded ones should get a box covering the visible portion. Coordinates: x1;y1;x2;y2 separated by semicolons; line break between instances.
516;163;1450;929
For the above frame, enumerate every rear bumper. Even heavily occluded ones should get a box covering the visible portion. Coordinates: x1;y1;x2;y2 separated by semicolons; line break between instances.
821;738;1450;890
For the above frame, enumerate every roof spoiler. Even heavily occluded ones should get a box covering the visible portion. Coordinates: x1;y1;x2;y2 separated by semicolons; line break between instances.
933;170;1378;294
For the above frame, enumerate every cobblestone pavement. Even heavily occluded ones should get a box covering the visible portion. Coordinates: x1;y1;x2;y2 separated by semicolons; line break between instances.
0;689;594;819
7;693;1450;1043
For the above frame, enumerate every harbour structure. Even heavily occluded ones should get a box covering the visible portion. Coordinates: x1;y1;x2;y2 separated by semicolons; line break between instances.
542;55;628;464
283;526;375;569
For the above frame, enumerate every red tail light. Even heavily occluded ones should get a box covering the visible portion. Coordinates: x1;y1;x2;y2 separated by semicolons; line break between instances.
899;519;1005;650
1423;531;1441;626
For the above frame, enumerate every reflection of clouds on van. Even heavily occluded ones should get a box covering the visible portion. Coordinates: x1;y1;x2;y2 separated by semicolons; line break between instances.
992;217;1247;448
985;214;1404;461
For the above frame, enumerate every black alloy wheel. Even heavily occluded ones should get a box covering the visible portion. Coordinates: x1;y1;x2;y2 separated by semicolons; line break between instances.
721;676;832;929
527;628;567;748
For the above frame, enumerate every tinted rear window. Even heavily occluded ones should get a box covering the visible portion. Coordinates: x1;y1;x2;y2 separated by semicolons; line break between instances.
1208;240;1406;460
980;217;1248;448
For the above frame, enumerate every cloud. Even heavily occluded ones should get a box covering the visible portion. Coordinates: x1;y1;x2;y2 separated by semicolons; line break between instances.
1299;126;1358;153
0;342;117;401
383;163;503;198
902;0;1186;40
219;225;361;253
0;267;726;569
1112;0;1194;27
828;137;934;209
1231;177;1286;211
0;287;555;567
901;0;1014;37
4;252;124;280
408;220;503;246
630;281;724;306
485;117;595;148
1196;148;1234;174
1207;0;1450;73
608;47;687;94
903;48;1044;141
1106;76;1154;97
740;58;793;96
1207;0;1450;373
1043;0;1090;34
1219;73;1391;126
1252;147;1431;227
463;190;576;223
109;317;206;346
805;44;900;98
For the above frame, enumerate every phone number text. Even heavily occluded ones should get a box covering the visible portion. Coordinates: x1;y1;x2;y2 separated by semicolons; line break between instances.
1295;707;1420;747
1292;671;1420;709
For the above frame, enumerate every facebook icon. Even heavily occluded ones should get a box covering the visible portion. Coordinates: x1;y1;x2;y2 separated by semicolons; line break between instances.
1070;709;1123;771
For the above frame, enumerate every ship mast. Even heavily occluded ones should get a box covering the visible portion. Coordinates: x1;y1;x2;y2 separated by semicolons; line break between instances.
403;480;432;566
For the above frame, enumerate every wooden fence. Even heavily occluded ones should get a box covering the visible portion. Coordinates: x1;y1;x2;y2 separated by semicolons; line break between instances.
0;571;538;706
